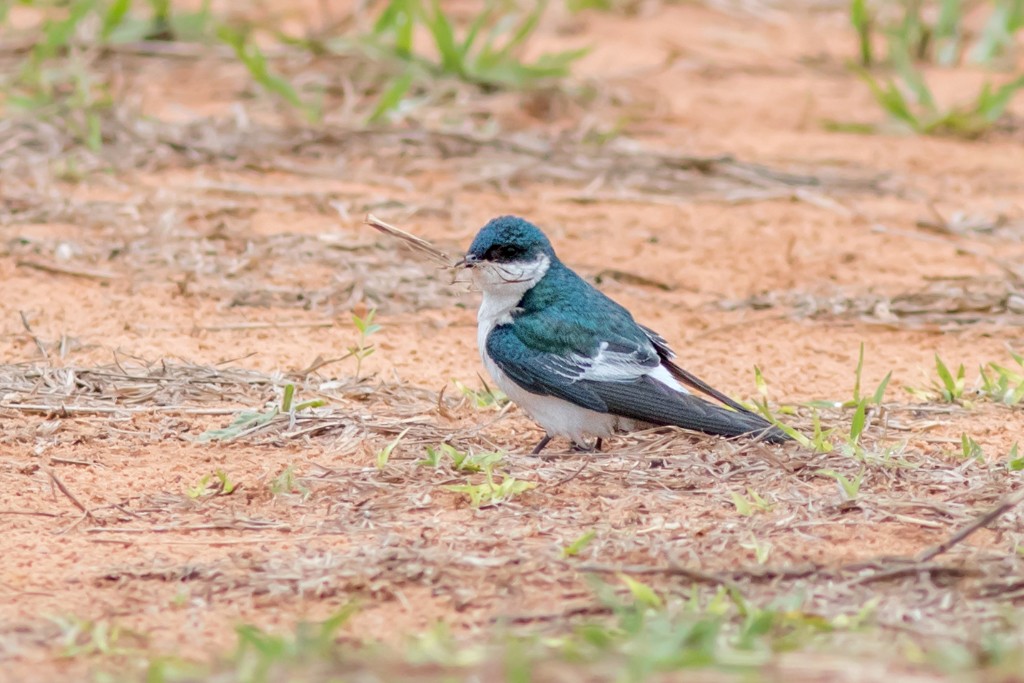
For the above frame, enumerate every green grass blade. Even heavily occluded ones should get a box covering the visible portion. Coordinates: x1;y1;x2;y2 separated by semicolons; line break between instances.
855;68;919;130
484;0;546;66
368;71;414;123
425;0;466;76
101;0;133;41
935;354;957;399
891;39;936;112
849;399;867;445
850;0;873;66
217;25;317;121
461;0;495;54
977;75;1024;123
934;0;963;65
872;371;892;405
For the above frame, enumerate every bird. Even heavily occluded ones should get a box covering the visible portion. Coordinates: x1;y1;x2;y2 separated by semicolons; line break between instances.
456;215;792;454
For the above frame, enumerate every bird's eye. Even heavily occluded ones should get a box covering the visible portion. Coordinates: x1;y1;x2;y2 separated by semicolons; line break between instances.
486;245;522;262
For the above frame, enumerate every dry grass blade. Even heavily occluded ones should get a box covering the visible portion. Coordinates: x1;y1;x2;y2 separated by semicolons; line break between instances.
45;469;94;520
16;259;119;282
361;212;455;267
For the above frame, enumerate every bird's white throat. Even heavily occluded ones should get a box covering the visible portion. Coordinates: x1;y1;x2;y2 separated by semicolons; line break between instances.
473;253;551;330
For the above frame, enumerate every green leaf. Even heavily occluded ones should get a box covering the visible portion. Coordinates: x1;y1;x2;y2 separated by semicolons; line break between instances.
216;25;317;121
849;399;867;445
975;75;1024;123
425;0;466;77
368;72;413;123
1009;443;1024;471
376;428;411;470
934;354;963;401
618;574;663;609
214;469;236;494
850;0;873;66
101;0;133;41
280;383;295;413
563;530;596;557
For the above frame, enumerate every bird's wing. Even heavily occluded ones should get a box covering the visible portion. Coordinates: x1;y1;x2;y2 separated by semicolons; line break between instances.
639;324;760;416
485;323;659;412
486;323;785;442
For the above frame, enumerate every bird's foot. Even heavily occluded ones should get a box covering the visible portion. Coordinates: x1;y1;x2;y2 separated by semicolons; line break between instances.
570;437;603;453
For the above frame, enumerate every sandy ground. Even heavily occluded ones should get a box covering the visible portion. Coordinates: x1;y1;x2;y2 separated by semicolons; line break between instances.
2;2;1024;681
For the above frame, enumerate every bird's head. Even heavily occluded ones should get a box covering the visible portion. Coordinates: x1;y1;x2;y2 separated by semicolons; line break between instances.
458;216;557;294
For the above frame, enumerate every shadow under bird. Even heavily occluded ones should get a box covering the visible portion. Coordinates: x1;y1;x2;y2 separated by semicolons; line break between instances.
457;215;792;454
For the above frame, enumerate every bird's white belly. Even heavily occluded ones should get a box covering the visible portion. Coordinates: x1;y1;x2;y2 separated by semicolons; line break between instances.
481;349;624;444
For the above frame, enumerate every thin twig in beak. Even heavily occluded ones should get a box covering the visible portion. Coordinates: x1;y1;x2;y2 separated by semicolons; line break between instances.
355;211;455;268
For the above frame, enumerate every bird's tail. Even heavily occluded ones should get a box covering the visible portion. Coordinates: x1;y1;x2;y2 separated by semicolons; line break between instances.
592;376;792;444
659;358;792;443
678;396;792;444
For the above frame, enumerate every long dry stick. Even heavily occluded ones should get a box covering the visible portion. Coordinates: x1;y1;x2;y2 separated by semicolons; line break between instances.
2;404;244;415
577;563;740;591
916;487;1024;563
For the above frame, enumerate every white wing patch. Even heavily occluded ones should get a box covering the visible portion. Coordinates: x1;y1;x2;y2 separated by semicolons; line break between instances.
576;342;653;382
648;364;688;393
546;339;690;393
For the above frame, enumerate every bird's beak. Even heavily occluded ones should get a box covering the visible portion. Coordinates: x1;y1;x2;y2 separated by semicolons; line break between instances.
454;253;480;269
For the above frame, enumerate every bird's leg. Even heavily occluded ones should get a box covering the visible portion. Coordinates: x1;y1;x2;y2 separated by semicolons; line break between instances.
530;435;553;455
595;437;603;452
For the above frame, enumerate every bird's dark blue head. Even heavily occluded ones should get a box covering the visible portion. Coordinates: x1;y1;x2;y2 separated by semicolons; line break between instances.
460;216;556;268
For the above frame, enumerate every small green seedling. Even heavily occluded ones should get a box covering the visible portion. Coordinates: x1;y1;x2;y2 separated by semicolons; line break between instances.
444;452;534;506
186;470;237;498
445;475;534;507
419;444;503;472
214;469;237;494
851;343;892;407
52;616;142;658
730;488;773;516
816;468;865;500
856;57;1024;138
979;349;1024;405
961;434;985;462
907;354;967;403
200;384;325;441
187;474;212;499
452;377;509;409
1009;443;1024;471
363;0;588;120
617;574;663;609
740;536;773;565
217;24;319;121
417;445;446;468
376;428;411;470
372;0;588;88
935;354;966;402
750;366;814;447
563;529;597;558
270;465;310;498
350;309;382;379
233;604;358;670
